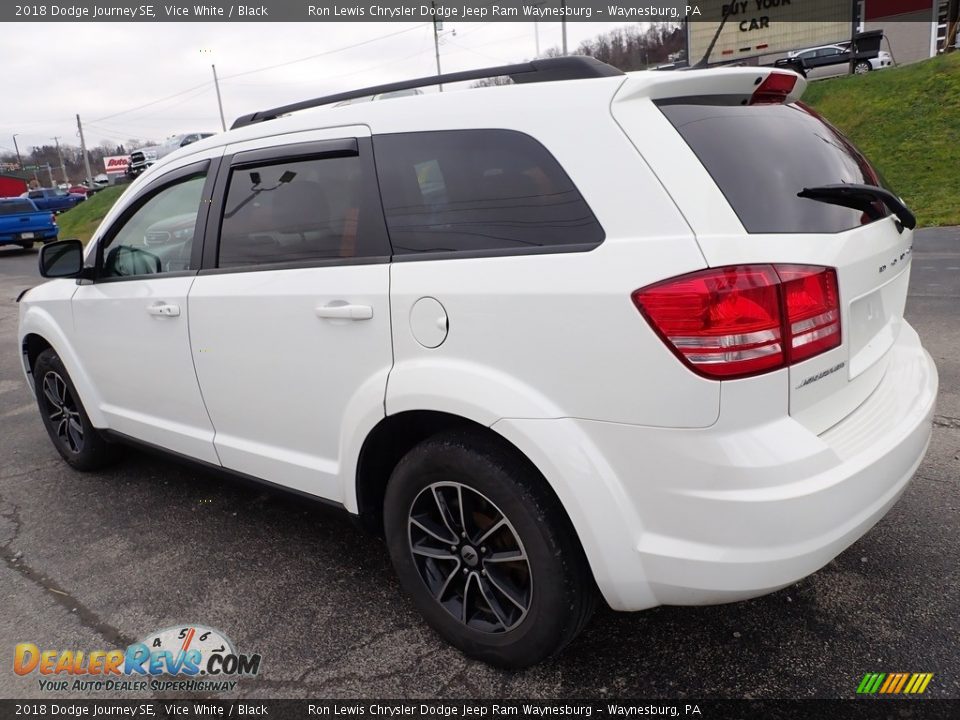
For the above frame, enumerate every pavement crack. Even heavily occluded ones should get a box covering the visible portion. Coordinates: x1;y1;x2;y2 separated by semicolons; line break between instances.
933;415;960;429
1;493;136;651
0;462;64;482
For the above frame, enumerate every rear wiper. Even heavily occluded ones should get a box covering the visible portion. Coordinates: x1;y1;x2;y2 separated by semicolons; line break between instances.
798;183;916;230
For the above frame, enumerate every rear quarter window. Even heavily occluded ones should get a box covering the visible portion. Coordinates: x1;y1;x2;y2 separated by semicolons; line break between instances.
658;101;890;234
0;200;37;215
373;129;604;257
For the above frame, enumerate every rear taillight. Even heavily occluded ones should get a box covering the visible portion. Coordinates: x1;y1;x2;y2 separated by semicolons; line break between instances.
777;265;840;362
50;213;57;226
750;72;798;105
632;265;840;380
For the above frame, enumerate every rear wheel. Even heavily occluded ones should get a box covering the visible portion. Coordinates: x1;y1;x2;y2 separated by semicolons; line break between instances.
383;430;595;668
17;241;34;250
854;60;871;74
33;348;116;470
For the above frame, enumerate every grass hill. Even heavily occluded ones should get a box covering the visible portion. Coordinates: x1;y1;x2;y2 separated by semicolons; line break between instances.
802;52;960;227
57;185;127;244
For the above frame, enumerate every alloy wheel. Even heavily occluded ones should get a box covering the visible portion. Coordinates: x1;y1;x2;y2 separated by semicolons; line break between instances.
41;371;84;453
408;481;532;633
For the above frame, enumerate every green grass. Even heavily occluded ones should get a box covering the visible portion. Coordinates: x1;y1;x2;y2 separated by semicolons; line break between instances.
802;53;960;227
57;185;127;244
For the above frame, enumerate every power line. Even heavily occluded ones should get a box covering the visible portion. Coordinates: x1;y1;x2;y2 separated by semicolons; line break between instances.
219;24;423;81
89;81;213;124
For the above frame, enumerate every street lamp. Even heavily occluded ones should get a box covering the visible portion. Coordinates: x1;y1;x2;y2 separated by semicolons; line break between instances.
11;134;24;172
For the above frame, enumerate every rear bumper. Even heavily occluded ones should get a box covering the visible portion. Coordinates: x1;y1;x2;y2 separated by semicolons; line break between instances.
494;322;937;611
0;229;57;244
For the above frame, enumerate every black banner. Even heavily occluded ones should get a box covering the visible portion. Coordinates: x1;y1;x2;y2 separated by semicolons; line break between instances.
1;700;959;720
1;0;907;24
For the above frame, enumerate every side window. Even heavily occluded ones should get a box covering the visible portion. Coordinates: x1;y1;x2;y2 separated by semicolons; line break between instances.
100;173;206;278
28;190;44;199
373;129;604;256
217;154;370;269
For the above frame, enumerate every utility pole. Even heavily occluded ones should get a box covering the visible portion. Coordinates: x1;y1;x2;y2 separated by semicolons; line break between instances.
30;148;40;184
431;3;443;92
560;0;568;55
51;136;68;184
11;134;23;172
45;163;55;187
76;114;93;186
848;0;858;75
211;64;227;132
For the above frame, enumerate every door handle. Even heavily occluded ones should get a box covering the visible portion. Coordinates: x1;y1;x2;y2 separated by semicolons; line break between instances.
315;303;373;321
146;302;181;317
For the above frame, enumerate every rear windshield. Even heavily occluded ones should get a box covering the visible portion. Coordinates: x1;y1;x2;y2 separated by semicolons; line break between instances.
0;200;36;215
658;101;890;234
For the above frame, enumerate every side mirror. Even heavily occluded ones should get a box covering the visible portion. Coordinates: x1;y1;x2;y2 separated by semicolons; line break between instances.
39;239;84;279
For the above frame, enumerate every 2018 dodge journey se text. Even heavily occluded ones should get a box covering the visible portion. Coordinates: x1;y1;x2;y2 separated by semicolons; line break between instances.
18;57;938;668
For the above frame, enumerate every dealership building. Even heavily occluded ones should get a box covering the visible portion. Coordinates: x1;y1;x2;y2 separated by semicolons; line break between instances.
863;0;955;64
688;0;956;68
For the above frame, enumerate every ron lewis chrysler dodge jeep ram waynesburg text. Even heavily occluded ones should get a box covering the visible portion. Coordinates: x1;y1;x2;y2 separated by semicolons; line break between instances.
18;58;938;668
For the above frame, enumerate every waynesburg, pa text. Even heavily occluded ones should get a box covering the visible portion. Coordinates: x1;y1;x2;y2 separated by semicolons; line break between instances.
307;3;701;19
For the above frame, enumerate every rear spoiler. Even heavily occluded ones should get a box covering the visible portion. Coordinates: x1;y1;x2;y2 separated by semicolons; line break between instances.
613;67;806;106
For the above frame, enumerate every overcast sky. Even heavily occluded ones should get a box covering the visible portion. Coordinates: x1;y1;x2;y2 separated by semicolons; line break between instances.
0;21;643;155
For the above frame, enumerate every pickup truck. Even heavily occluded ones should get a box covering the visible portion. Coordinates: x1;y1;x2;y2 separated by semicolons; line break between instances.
22;187;84;213
0;198;58;248
127;132;215;178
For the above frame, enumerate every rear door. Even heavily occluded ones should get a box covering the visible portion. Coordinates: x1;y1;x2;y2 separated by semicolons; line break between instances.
612;72;915;433
187;128;393;501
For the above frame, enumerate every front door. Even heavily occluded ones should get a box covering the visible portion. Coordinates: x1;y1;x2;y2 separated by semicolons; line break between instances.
72;158;220;464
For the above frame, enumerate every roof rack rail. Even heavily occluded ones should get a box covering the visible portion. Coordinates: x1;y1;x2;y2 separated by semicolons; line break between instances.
230;56;624;129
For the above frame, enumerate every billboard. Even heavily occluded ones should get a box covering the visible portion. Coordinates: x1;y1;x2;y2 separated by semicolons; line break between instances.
103;155;129;174
688;1;853;65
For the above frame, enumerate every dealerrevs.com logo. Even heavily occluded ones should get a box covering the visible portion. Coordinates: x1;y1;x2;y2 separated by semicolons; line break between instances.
14;625;261;693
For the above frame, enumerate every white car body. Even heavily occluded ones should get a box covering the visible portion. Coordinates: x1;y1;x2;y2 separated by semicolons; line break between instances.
19;64;937;615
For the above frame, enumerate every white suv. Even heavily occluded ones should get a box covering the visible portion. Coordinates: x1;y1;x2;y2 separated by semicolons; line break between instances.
19;57;938;668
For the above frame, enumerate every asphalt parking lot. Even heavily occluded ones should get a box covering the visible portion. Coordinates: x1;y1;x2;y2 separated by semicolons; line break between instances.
1;229;957;700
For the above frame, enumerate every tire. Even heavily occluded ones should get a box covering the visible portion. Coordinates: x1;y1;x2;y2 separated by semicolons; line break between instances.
17;242;34;250
854;60;871;74
33;348;116;471
383;430;596;668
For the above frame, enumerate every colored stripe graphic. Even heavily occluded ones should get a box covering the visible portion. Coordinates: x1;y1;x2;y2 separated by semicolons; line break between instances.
857;672;932;695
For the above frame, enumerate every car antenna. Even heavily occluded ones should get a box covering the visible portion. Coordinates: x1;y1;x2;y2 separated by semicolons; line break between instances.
692;3;735;69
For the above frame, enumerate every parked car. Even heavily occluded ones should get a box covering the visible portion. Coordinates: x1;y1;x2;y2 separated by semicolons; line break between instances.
18;58;937;668
21;187;82;213
127;133;216;178
776;42;891;76
0;197;57;249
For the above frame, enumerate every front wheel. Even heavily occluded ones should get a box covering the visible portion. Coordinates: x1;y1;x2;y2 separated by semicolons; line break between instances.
33;348;116;470
854;60;871;74
383;430;596;668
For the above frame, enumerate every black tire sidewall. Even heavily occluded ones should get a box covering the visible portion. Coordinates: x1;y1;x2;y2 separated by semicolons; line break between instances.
384;432;588;668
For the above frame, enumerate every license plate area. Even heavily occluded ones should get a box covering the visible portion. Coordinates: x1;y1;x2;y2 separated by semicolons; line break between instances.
847;266;909;379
